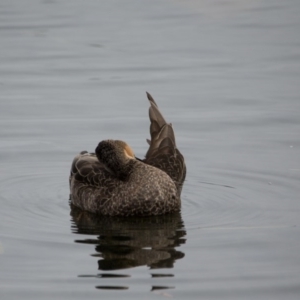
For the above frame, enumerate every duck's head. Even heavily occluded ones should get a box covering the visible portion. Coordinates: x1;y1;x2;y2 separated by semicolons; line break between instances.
95;140;136;180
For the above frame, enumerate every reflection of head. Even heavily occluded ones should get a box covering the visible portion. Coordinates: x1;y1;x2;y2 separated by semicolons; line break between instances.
71;205;186;270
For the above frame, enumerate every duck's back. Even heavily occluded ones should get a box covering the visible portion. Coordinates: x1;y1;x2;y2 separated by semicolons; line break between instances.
69;152;179;216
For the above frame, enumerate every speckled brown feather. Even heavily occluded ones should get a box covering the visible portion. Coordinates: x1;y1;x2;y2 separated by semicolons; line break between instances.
70;152;179;216
69;93;186;216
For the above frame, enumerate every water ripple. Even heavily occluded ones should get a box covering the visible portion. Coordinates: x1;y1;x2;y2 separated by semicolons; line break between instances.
182;166;300;231
0;163;69;237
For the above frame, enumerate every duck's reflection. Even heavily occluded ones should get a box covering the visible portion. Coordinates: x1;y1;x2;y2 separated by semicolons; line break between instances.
71;204;186;271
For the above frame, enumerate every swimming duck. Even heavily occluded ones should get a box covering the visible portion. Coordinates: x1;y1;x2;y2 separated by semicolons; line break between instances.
69;92;186;216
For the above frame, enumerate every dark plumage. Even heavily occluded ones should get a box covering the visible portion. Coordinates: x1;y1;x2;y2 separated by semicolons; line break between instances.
69;92;186;216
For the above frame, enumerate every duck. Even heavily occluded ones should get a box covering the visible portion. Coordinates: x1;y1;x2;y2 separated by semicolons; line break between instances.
69;92;186;216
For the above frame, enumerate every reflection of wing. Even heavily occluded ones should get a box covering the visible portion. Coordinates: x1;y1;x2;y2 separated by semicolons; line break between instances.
71;206;186;270
144;92;186;195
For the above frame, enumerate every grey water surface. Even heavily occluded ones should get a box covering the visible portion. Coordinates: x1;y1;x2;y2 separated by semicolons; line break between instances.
1;0;300;299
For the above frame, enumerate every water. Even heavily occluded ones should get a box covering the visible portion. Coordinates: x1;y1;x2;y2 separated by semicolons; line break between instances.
1;0;300;299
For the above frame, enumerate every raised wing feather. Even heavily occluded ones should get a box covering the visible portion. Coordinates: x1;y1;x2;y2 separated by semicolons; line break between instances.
144;92;186;195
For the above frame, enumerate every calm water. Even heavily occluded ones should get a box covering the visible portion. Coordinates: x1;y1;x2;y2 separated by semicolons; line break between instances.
1;0;300;299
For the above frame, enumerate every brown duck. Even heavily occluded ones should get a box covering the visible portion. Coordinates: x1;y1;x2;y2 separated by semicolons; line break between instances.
69;92;186;216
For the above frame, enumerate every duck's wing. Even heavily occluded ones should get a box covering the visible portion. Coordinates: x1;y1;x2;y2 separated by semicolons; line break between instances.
69;152;123;214
143;92;186;195
69;152;116;189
